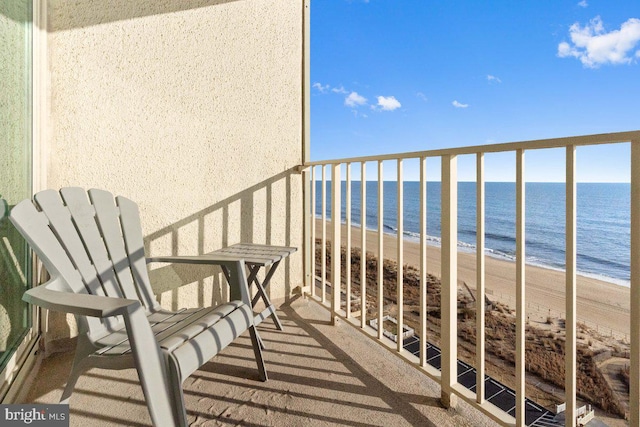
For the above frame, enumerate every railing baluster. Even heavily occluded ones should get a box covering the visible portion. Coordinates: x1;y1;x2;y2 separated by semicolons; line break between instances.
346;163;352;318
304;167;312;294
441;154;458;409
311;166;316;297
331;163;342;324
322;165;327;303
378;160;384;340
361;162;367;329
397;159;404;353
630;140;640;427
476;153;485;404
566;145;577;427
516;149;526;426
420;156;427;367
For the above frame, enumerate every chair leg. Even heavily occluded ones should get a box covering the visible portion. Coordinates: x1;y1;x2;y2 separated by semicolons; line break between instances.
126;306;182;427
60;336;94;404
60;365;85;404
166;354;189;427
249;325;268;381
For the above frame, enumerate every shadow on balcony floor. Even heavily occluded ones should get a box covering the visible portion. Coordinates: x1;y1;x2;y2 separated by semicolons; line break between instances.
25;296;498;426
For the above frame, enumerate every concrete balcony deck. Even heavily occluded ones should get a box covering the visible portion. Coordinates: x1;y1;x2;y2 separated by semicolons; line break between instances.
24;296;497;426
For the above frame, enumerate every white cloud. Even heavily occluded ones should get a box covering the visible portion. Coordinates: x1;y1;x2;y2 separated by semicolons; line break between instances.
487;74;502;83
452;100;469;108
313;82;330;93
332;86;348;94
578;0;588;8
558;16;640;68
345;92;368;107
350;110;368;118
416;92;428;101
375;95;401;111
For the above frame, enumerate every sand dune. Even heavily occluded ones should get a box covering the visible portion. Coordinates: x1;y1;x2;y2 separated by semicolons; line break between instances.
315;219;631;338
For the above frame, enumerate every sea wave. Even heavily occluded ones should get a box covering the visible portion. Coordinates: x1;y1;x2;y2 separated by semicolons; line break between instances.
313;214;628;287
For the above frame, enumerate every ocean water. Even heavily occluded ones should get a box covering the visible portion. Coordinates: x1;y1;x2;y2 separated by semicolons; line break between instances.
315;181;631;286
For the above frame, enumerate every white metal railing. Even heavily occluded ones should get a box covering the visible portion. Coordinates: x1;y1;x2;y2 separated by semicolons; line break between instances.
301;131;640;427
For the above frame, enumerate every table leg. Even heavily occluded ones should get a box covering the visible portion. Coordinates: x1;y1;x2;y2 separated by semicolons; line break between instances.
220;265;240;301
249;262;284;331
221;262;284;332
221;265;267;349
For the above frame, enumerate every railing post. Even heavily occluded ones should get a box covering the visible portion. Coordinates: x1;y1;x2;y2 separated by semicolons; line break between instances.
631;140;640;427
346;163;352;318
302;170;313;294
420;156;427;367
516;149;526;426
397;159;404;353
441;154;458;409
476;153;485;404
378;160;384;340
566;145;577;427
331;163;341;324
321;165;327;303
361;162;367;329
310;167;316;297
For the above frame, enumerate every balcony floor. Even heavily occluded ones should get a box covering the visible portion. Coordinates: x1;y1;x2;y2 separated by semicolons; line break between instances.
25;296;498;426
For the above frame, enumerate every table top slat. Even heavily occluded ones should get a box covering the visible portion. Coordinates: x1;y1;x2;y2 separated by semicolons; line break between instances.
207;243;297;266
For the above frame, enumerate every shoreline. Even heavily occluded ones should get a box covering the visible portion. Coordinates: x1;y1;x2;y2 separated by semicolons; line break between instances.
320;216;631;288
315;218;631;337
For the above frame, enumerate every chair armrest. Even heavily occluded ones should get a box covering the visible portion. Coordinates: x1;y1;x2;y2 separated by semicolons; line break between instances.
23;278;140;318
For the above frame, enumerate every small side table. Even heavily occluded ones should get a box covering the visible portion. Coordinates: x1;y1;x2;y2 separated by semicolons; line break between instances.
210;243;297;330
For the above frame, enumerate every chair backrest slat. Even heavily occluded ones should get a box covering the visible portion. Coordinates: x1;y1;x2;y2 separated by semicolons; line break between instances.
59;188;131;300
10;196;104;333
34;190;105;295
71;188;138;299
116;195;158;311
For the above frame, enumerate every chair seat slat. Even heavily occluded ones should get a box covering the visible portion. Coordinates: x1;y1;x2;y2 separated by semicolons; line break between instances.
94;309;203;351
91;308;189;345
97;302;243;356
171;304;253;380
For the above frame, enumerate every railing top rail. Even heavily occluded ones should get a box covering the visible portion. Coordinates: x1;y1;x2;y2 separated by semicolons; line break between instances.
304;130;640;166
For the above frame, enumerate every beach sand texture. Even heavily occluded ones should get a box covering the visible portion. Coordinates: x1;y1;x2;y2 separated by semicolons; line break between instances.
314;219;631;338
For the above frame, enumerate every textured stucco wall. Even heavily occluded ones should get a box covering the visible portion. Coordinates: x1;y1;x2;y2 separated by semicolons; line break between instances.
45;0;304;337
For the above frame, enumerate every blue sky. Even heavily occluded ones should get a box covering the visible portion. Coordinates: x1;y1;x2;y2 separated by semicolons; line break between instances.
310;1;640;182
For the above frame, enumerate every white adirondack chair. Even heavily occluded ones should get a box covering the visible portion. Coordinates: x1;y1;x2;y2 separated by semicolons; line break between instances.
10;188;267;426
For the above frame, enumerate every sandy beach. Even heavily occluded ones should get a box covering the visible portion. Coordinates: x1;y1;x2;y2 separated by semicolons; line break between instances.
315;219;631;338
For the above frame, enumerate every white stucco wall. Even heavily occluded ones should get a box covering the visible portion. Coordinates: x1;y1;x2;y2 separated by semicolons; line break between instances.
44;0;304;336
